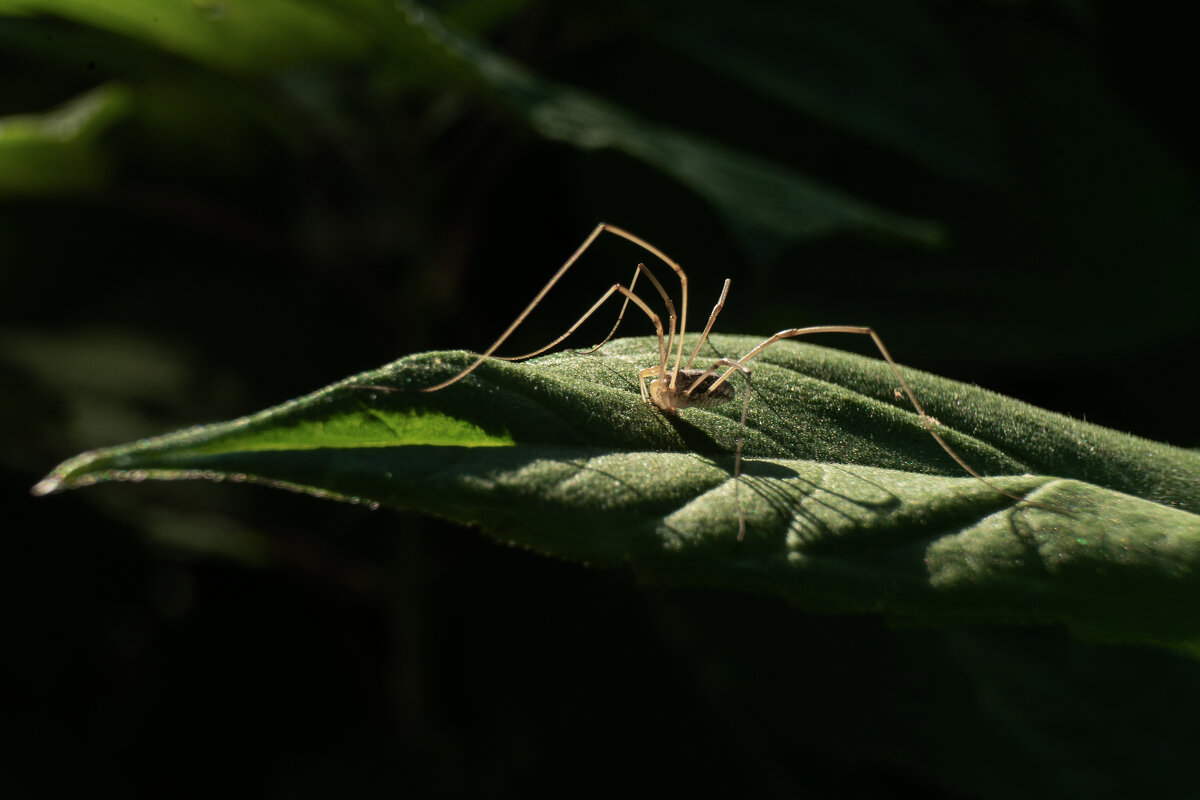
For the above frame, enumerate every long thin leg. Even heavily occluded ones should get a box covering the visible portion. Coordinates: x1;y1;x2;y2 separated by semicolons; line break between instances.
706;326;1055;510
421;283;669;392
602;225;690;390
419;223;687;393
585;263;677;356
684;279;731;369
486;273;671;364
585;264;644;355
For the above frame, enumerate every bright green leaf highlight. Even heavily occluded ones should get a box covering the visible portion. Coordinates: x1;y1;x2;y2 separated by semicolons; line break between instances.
36;336;1200;650
0;84;130;195
178;406;516;456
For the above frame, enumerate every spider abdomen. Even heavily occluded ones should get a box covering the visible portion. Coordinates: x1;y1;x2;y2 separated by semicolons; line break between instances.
649;369;736;411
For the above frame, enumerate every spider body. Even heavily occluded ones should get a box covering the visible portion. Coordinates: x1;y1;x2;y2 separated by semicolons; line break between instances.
410;222;1050;540
644;368;736;413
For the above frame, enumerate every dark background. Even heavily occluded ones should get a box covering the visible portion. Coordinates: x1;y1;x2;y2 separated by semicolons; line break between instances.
4;1;1199;796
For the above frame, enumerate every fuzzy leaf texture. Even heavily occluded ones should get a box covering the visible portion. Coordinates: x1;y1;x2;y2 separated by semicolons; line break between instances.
35;335;1199;649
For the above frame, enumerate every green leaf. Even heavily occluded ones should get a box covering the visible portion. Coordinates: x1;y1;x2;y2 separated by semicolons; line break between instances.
397;0;945;255
648;0;1006;184
0;0;381;72
0;0;943;251
0;84;130;195
36;335;1200;649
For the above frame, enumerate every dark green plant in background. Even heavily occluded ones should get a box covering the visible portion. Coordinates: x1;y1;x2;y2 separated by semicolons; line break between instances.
5;1;1199;797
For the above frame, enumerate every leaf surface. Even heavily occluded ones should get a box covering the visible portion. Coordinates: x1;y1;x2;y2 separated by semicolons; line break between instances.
36;335;1200;648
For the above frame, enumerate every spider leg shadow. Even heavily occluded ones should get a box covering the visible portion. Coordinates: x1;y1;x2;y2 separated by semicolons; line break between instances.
737;459;905;546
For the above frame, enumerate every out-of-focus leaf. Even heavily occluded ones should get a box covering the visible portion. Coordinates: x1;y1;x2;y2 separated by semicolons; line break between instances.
649;0;1006;183
0;84;129;195
398;0;945;255
0;0;382;72
36;335;1200;649
439;0;535;35
0;0;944;252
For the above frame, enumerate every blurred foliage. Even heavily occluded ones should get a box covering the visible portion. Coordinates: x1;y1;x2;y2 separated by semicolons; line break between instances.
5;0;1199;797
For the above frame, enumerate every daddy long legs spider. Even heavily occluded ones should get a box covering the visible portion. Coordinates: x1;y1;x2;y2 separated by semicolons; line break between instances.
413;223;1046;541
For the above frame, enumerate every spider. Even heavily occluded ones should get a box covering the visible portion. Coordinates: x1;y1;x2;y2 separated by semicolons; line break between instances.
412;223;1040;540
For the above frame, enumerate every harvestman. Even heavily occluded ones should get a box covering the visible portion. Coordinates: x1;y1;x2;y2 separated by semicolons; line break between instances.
406;223;1041;541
